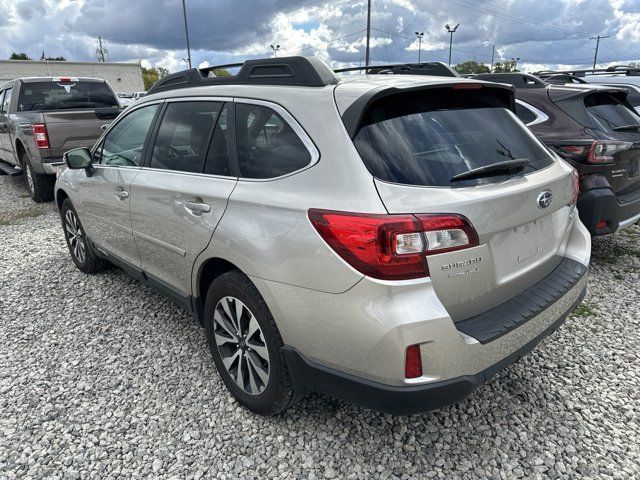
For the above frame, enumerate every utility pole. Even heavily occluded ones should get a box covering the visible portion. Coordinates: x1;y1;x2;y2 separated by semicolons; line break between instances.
415;32;424;63
270;44;281;58
96;37;106;62
445;24;460;66
182;0;192;69
490;44;495;72
590;34;610;70
365;0;372;66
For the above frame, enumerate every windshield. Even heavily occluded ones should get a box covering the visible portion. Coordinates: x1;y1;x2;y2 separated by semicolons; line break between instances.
353;89;554;187
584;93;640;132
17;81;119;111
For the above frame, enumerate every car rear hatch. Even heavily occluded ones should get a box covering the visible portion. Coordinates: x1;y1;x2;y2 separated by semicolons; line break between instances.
338;81;577;322
17;79;121;157
550;88;640;202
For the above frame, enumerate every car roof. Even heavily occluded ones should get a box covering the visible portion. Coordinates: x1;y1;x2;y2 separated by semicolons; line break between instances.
17;77;106;83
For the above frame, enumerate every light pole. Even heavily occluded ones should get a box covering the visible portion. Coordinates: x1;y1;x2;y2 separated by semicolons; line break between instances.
511;57;520;72
445;24;460;66
181;0;192;69
415;32;424;63
270;44;281;58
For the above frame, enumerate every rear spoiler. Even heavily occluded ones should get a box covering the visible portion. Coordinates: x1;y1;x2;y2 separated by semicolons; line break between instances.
341;81;515;139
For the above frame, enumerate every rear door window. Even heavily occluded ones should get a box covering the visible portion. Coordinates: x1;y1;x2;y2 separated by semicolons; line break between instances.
583;92;640;132
235;103;312;179
353;90;554;187
149;101;222;173
17;81;119;111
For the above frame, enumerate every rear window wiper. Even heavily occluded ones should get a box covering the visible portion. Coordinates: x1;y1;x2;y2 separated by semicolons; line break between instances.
613;124;640;132
451;158;530;183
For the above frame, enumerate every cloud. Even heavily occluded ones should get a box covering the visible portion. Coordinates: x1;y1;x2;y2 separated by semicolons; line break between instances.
0;0;637;71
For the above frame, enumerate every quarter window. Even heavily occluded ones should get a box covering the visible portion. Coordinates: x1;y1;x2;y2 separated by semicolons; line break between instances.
515;102;538;125
150;101;222;173
235;103;311;179
98;104;159;166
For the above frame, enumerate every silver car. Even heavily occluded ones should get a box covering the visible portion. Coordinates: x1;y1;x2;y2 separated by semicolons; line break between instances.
54;57;591;415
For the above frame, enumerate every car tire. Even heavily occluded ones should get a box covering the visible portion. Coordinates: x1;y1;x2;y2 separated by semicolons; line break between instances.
204;270;300;415
22;153;54;203
60;198;107;273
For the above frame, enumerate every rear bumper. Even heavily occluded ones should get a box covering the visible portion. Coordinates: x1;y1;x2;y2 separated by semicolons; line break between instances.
578;187;640;235
285;284;586;415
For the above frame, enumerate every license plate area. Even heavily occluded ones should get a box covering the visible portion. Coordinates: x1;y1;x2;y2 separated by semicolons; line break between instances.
490;215;555;282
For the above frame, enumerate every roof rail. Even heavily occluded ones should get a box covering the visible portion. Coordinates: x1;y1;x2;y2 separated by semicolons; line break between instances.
147;56;340;95
334;62;459;78
537;73;588;85
472;73;547;89
533;65;640;77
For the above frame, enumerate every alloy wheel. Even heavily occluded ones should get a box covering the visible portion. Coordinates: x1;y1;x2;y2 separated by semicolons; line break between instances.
25;163;34;194
213;296;270;395
64;209;87;264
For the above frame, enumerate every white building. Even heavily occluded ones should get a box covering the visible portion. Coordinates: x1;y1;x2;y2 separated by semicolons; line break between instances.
0;59;145;94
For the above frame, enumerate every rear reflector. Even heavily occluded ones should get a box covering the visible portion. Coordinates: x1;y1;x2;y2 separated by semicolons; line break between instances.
597;220;609;229
31;124;50;149
308;209;479;280
405;345;423;379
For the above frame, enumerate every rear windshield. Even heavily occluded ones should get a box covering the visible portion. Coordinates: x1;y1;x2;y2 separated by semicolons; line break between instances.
17;81;119;111
353;90;554;187
583;93;640;132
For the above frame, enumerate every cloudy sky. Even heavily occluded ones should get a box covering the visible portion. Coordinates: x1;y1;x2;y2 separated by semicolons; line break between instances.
0;0;639;72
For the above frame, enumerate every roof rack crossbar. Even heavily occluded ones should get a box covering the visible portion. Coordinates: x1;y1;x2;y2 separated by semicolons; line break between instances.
147;56;339;95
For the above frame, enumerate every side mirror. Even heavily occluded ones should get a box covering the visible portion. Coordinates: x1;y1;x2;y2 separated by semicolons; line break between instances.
64;148;94;176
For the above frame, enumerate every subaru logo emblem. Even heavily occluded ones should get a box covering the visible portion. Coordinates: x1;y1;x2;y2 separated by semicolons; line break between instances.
537;191;553;209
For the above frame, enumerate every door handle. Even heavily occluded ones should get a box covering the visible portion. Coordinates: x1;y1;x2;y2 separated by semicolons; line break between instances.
185;201;211;214
114;190;129;200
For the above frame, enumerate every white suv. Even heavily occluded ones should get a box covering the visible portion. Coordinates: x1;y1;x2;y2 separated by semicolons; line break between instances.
55;57;590;415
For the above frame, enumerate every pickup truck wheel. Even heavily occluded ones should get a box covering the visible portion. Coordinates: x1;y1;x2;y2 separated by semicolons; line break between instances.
60;198;107;273
22;154;54;203
204;270;301;415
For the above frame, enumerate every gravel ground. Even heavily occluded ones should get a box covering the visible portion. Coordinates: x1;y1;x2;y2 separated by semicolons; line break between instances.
1;173;639;480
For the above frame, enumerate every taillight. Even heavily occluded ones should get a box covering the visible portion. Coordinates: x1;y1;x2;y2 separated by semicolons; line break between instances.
588;140;632;164
308;209;479;281
405;344;423;379
571;169;579;205
31;124;50;149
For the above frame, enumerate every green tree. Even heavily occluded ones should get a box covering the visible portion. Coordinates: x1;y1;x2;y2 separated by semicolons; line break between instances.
45;56;66;61
492;60;519;73
454;60;491;75
211;68;231;77
142;66;170;90
10;52;30;60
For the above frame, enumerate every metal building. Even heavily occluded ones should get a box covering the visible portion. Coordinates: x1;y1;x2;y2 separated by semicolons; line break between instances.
0;59;145;94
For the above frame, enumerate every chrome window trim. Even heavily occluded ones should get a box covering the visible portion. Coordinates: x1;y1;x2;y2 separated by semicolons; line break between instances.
234;97;320;182
515;99;549;127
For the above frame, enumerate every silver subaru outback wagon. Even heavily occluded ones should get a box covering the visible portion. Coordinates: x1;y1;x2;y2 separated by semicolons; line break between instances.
54;57;591;415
